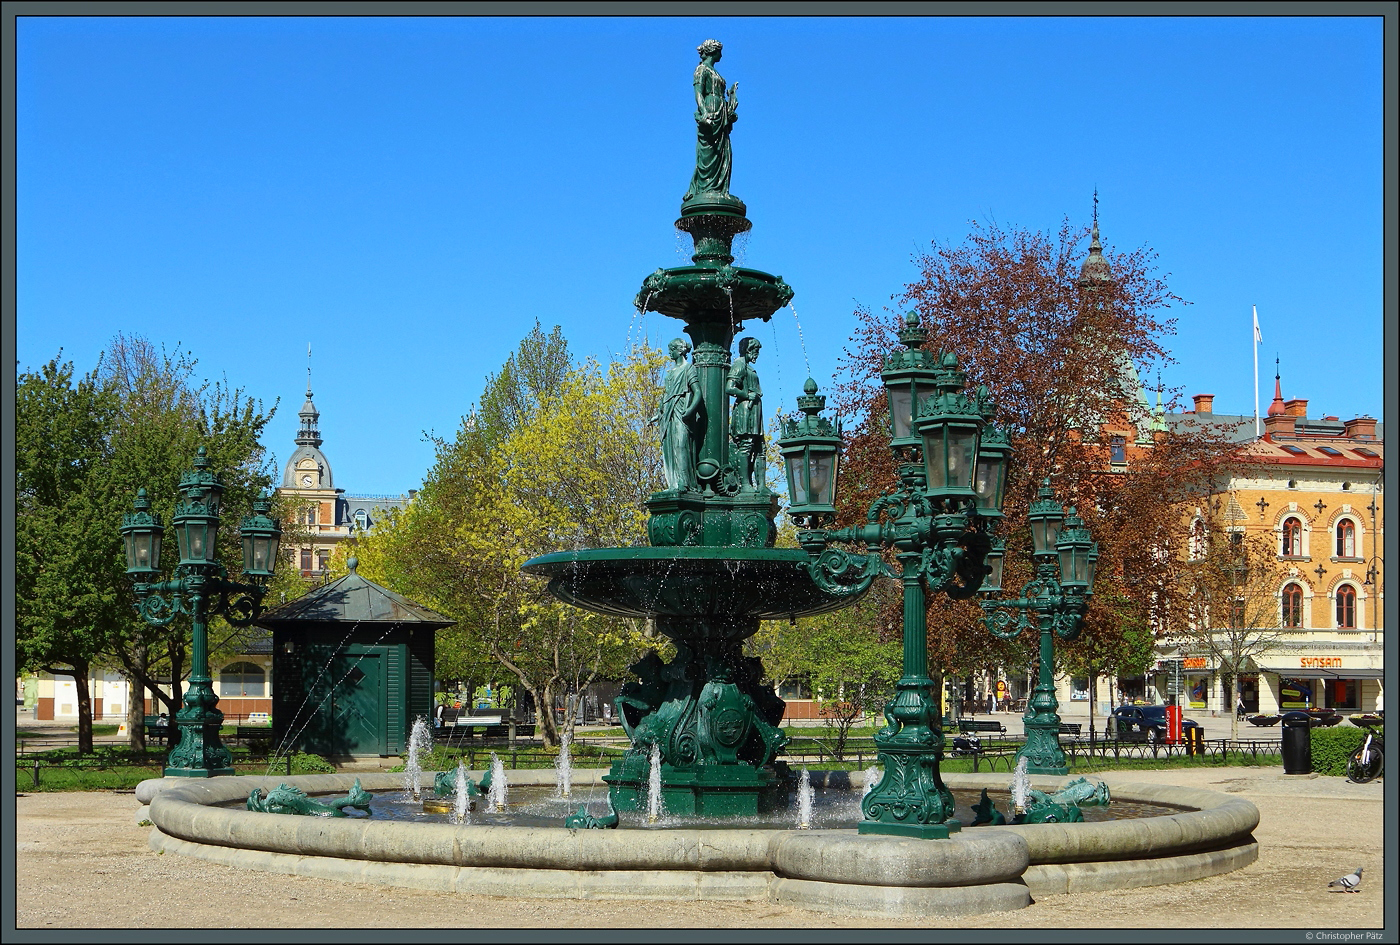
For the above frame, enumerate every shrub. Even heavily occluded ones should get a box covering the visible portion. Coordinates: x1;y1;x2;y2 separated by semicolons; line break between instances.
287;752;337;774
1310;725;1371;776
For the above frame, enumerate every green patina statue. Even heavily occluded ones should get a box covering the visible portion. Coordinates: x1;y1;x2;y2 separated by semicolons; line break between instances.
727;337;765;490
246;778;373;817
565;803;620;829
684;38;738;203
653;338;705;492
431;765;493;799
970;788;1007;826
1017;777;1111;824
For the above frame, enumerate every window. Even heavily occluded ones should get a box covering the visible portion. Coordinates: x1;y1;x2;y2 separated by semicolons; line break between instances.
1282;583;1303;628
1336;519;1356;558
1281;445;1307;455
1281;517;1303;556
1229;599;1245;629
354;509;369;531
300;548;313;571
317;549;330;571
1354;447;1379;458
1189;519;1207;559
219;661;266;698
1336;585;1357;629
1317;446;1343;457
1110;436;1126;465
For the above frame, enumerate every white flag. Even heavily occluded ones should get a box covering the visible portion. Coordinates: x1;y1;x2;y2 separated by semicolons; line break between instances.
1252;306;1262;344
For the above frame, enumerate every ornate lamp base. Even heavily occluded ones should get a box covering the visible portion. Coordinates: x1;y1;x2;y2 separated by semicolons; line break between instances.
858;683;962;840
1017;718;1069;776
164;695;234;778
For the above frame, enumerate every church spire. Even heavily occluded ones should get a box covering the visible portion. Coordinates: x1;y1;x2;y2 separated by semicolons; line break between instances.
1077;188;1113;289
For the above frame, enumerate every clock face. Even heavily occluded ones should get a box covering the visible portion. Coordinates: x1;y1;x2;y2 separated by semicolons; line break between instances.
301;474;313;487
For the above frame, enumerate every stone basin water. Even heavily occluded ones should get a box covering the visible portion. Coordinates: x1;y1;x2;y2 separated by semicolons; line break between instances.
139;768;1259;920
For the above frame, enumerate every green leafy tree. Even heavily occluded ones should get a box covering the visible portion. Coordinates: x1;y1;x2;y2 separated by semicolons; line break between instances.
346;335;666;748
17;335;279;751
16;358;123;754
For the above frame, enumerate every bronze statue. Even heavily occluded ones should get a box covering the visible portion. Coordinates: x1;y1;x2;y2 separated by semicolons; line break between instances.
684;39;739;201
727;337;764;488
654;338;704;491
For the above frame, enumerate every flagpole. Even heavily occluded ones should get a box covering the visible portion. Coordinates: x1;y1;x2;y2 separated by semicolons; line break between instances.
1253;306;1261;438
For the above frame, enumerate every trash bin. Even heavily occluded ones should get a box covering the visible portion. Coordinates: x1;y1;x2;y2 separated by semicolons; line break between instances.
1281;710;1313;774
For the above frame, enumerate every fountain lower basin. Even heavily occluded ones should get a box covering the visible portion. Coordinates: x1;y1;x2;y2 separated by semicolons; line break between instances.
138;768;1259;919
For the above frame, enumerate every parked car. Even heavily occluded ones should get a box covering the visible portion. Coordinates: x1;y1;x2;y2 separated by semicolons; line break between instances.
1108;705;1201;743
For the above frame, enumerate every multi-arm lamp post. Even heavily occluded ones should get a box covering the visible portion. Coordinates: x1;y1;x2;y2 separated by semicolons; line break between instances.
978;480;1098;775
120;447;281;777
778;314;1010;838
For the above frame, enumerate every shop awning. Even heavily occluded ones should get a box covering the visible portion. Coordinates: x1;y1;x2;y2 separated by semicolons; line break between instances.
1259;666;1385;679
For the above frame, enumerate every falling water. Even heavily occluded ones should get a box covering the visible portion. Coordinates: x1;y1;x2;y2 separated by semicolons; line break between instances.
861;765;881;798
786;302;811;377
796;767;814;829
403;716;434;800
1011;755;1031;815
646;743;664;824
555;730;573;799
487;753;508;812
451;762;469;825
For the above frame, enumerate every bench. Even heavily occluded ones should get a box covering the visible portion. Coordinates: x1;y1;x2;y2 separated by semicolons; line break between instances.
957;719;1007;735
1058;723;1083;737
434;720;536;740
143;715;172;740
245;711;270;724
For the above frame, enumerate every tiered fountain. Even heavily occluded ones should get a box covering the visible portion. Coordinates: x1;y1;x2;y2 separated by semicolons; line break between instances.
522;37;876;817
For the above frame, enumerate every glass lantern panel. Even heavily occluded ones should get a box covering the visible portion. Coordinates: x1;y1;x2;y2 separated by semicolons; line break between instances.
1058;545;1082;584
786;455;809;505
889;388;914;439
1085;549;1098;590
807;454;836;506
923;430;947;489
947;428;977;490
974;455;1004;510
188;524;206;561
1032;518;1060;555
984;553;1004;592
176;527;189;563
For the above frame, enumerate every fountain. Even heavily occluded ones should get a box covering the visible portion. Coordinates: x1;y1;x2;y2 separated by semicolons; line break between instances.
136;40;1262;920
401;716;433;801
452;764;470;825
795;768;813;829
521;36;878;819
554;730;572;799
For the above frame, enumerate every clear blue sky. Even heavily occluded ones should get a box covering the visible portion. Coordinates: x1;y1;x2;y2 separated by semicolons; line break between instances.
17;15;1385;496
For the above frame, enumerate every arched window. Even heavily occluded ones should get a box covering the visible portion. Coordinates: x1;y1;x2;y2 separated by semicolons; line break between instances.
1189;519;1207;560
1281;517;1303;557
219;661;266;698
1336;519;1356;558
1336;585;1357;629
1282;583;1303;628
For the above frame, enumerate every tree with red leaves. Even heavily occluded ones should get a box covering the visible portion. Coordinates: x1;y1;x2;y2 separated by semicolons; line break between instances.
831;217;1241;709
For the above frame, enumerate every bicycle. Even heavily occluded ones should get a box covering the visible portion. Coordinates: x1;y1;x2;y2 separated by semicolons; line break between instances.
1346;721;1384;783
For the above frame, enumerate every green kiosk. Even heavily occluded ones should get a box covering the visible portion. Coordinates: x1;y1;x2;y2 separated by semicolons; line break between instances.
256;557;452;758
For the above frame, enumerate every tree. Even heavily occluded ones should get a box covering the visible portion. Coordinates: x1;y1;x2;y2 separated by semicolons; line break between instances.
345;336;667;748
832;217;1240;692
1176;499;1292;739
803;592;902;759
16;336;278;751
16;358;122;754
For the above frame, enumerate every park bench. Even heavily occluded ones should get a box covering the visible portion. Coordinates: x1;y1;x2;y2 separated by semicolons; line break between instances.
143;715;172;740
957;719;1006;735
1058;723;1083;737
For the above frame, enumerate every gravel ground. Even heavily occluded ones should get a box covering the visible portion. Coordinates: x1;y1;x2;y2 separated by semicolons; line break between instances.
13;766;1386;932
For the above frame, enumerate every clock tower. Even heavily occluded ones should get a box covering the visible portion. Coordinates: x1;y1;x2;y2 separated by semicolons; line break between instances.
279;376;343;576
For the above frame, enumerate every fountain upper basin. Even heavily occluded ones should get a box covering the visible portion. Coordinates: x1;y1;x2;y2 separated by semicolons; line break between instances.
522;547;869;622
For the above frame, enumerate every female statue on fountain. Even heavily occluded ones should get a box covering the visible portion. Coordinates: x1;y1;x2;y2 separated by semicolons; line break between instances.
685;38;739;202
653;338;704;492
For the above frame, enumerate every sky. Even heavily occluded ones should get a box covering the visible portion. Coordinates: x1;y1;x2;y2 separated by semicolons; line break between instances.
15;15;1387;497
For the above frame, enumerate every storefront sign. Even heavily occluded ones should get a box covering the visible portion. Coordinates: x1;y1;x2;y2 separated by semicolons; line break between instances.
1183;657;1207;670
1300;657;1343;669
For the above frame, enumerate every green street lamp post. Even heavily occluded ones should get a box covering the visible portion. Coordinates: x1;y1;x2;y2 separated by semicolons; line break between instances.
779;314;1009;838
120;447;281;777
979;479;1098;775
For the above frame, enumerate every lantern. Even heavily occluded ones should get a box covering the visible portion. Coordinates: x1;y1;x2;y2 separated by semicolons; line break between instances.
1056;509;1093;591
121;488;164;579
240;495;282;580
915;353;981;498
173;447;224;567
778;379;842;524
972;424;1012;517
881;313;939;450
981;536;1005;594
1027;479;1065;556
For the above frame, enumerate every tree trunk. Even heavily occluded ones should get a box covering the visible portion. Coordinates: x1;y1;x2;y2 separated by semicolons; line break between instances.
65;659;94;754
126;642;148;750
536;678;560;750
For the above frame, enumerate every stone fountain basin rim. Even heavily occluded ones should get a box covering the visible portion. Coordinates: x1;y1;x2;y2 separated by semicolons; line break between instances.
140;769;1258;878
